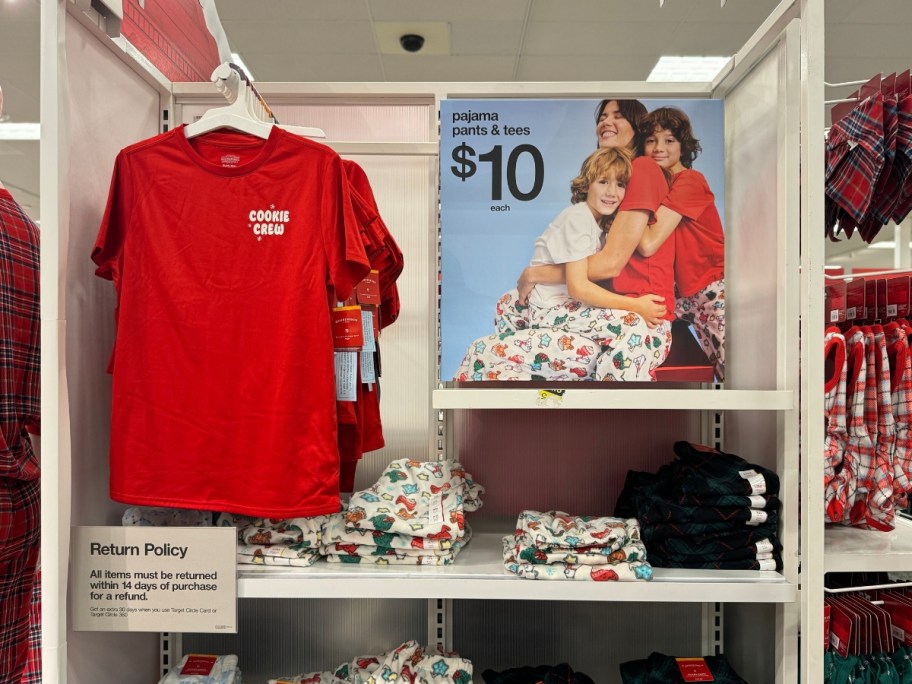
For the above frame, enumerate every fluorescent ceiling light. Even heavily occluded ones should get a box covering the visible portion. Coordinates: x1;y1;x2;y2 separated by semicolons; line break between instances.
0;123;40;141
647;56;730;82
230;52;254;82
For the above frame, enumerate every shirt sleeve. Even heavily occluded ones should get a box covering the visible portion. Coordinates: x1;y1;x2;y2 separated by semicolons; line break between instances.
91;151;134;283
663;170;715;220
321;153;371;301
618;156;670;217
543;206;601;265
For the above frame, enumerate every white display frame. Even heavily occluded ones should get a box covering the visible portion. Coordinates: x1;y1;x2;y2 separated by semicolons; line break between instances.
37;0;854;682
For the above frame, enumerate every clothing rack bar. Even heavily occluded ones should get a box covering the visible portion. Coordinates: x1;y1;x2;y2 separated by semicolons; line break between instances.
826;268;912;280
823;580;912;594
824;79;870;88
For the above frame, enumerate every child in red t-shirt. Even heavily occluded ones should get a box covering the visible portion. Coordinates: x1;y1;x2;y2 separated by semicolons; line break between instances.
637;106;726;381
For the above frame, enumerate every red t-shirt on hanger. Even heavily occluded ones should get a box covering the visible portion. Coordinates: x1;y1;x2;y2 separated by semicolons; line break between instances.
93;126;370;518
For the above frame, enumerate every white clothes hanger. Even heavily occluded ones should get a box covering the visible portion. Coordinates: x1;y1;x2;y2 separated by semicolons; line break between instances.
184;64;272;139
185;63;325;140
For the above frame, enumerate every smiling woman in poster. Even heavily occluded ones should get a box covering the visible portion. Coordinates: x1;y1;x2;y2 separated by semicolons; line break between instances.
454;99;674;382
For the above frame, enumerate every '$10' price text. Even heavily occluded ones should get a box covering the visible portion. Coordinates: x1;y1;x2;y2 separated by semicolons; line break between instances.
450;143;545;202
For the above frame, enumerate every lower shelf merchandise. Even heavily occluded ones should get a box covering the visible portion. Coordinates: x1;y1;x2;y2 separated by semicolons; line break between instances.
159;654;241;684
120;445;792;601
619;652;749;683
823;574;912;684
481;663;594;684
502;511;653;581
267;640;472;684
614;441;784;571
825;649;912;684
320;459;483;565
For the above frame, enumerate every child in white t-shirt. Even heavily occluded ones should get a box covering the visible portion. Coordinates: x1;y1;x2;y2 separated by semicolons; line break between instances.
521;146;667;333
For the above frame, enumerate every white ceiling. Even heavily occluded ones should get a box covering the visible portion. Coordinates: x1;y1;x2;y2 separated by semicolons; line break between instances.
1;0;911;269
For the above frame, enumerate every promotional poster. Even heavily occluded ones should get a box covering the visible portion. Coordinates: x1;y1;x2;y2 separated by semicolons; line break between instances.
440;98;725;383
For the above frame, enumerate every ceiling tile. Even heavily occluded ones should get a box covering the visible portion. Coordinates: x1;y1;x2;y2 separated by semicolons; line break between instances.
382;55;516;82
370;0;530;22
239;54;386;82
516;55;658;81
530;0;780;24
214;0;369;23
523;21;678;56
664;22;762;55
451;21;524;56
222;21;377;55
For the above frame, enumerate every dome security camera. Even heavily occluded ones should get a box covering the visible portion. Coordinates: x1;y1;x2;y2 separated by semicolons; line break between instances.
399;34;425;53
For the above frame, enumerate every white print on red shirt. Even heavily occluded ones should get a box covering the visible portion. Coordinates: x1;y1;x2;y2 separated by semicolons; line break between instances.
248;204;290;238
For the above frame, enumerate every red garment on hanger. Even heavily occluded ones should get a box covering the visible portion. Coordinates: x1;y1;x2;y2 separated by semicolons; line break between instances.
94;127;370;517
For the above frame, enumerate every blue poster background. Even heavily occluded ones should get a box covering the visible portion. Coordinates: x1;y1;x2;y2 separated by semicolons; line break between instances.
439;98;725;380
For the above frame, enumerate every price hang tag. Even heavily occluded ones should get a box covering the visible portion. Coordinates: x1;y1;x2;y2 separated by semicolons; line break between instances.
332;305;363;350
361;351;376;384
335;352;358;401
361;310;377;353
70;526;237;633
356;270;382;306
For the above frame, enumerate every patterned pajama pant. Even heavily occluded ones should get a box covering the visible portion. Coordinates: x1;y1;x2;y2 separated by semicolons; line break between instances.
675;278;725;381
0;478;39;684
455;289;672;382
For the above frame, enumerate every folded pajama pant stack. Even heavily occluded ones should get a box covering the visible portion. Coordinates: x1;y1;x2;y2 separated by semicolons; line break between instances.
620;652;748;683
614;441;783;571
158;654;241;684
502;510;653;581
269;640;473;684
321;459;484;565
482;663;595;684
216;512;327;568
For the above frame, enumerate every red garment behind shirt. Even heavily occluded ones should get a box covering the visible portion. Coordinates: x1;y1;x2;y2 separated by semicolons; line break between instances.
612;156;675;320
93;126;369;518
662;169;725;297
336;161;404;490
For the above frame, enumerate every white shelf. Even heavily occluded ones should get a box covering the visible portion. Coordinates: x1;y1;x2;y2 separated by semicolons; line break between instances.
433;388;794;411
238;532;796;603
825;516;912;573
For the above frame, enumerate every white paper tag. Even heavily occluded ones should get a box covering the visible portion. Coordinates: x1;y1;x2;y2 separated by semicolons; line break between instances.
756;552;774;560
893;625;905;641
758;558;776;571
361;351;376;384
335;352;358;401
846;306;857;319
831;633;842;650
748;495;766;509
419;556;437;566
746;509;768;526
830;309;840;322
427;492;446;526
888;304;898;317
361;310;376;353
738;469;766;495
756;539;774;554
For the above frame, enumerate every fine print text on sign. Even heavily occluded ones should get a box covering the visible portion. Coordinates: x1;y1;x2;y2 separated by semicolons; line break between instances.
71;526;237;633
